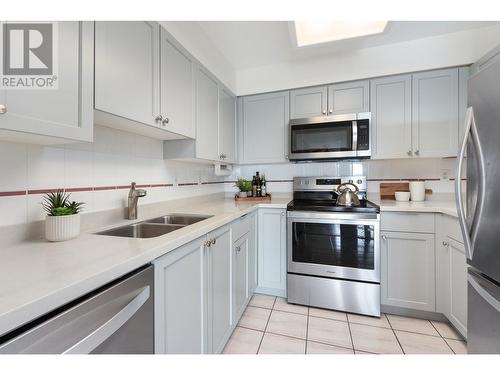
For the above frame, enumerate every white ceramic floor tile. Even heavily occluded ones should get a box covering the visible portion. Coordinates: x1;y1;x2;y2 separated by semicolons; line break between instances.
350;323;403;354
238;306;271;331
309;307;347;322
274;297;308;315
395;330;454;354
307;341;354;354
266;310;308;339
258;333;306;354
307;316;352;348
445;338;467;354
355;350;377;355
249;294;276;309
386;315;439;336
223;327;263;354
431;321;463;340
348;313;391;328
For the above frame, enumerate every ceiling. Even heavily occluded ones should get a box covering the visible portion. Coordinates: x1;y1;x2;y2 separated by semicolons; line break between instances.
196;21;499;70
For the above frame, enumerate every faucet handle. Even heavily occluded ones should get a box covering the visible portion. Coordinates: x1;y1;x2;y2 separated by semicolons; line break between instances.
131;182;136;188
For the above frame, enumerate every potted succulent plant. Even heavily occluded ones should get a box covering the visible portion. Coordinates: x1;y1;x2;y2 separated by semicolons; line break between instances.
235;178;252;198
42;190;84;242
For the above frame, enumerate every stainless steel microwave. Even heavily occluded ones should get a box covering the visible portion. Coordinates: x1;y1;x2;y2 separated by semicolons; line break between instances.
288;113;371;161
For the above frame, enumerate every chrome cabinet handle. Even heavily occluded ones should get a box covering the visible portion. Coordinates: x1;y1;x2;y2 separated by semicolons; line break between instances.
155;115;163;123
64;286;150;354
407;150;412;156
322;110;326;115
381;235;387;241
415;150;420;156
204;240;211;248
235;246;241;253
442;241;449;247
0;104;6;114
162;118;169;126
329;109;333;114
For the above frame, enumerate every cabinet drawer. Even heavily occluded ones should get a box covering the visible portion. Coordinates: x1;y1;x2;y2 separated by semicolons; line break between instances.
381;212;435;233
232;213;251;242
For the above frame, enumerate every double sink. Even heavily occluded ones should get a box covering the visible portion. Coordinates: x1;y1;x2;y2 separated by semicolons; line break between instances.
96;214;213;238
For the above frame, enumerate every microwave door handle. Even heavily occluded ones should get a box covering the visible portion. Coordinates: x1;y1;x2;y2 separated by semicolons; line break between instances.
352;120;358;151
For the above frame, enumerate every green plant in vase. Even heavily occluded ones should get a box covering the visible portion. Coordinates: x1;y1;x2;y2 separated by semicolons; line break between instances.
235;178;252;198
42;190;84;242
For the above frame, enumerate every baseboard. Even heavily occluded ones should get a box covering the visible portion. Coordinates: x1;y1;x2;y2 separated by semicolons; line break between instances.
254;286;286;298
381;304;447;321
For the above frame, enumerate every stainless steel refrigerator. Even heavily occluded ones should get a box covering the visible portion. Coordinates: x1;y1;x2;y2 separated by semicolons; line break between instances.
456;57;500;354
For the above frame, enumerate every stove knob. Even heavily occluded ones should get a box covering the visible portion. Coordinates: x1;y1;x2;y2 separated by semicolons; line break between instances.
357;179;363;184
348;179;353;184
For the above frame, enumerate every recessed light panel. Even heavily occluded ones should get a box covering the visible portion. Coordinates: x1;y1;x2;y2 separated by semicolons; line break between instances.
294;21;388;47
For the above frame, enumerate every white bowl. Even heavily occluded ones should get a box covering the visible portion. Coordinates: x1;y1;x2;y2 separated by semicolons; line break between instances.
395;191;411;202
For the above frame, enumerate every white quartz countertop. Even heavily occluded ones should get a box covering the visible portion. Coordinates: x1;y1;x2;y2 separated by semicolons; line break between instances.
372;198;458;218
0;196;290;337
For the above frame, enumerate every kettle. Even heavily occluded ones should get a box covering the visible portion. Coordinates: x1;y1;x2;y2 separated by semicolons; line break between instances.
335;183;360;207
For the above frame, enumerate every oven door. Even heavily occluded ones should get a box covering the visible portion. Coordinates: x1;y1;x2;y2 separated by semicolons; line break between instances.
287;211;380;283
289;115;357;160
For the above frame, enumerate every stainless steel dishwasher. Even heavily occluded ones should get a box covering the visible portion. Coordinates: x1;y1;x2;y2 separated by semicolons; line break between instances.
0;265;154;354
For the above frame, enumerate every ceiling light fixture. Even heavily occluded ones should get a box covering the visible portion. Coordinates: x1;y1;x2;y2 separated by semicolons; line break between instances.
293;21;388;47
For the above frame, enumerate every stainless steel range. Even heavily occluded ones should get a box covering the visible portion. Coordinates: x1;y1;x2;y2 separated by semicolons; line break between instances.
287;176;381;317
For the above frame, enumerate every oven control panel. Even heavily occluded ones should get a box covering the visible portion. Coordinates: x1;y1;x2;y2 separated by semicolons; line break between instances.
293;176;367;192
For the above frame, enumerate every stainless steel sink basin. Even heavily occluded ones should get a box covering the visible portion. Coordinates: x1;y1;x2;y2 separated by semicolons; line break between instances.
96;223;185;238
144;214;213;225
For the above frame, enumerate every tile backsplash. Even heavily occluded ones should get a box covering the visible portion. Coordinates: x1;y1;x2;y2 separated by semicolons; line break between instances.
226;158;461;196
0;126;225;227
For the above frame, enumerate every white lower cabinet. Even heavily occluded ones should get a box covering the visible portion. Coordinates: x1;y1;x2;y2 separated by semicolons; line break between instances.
436;215;467;338
257;208;287;297
381;230;436;312
206;225;232;354
232;233;249;323
154;237;206;354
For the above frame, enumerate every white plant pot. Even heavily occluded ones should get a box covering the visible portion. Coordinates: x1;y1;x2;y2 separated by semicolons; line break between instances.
238;191;247;198
45;214;81;242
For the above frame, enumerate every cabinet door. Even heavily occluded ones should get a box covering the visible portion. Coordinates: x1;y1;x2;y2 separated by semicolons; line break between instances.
207;226;232;354
160;28;195;138
95;21;160;128
290;86;328;119
196;67;219;161
219;87;237;163
370;75;412;159
248;212;258;295
328;80;369;115
233;234;249;324
412;68;459;157
0;22;93;143
154;237;206;354
381;231;435;311
240;91;290;164
257;208;287;297
448;238;468;338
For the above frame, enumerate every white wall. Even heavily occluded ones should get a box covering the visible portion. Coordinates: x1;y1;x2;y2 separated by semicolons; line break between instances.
160;21;237;93
0;126;225;227
236;24;500;95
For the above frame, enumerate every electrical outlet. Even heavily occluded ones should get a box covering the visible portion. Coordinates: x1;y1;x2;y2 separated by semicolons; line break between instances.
440;169;450;181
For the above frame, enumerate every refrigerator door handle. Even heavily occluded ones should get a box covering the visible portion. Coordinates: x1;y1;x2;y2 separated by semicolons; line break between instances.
456;107;474;260
468;274;500;313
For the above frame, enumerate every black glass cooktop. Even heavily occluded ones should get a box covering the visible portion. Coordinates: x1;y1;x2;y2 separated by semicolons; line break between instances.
287;199;380;214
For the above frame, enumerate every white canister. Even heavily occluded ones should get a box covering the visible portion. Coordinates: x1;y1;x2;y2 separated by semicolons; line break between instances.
409;181;425;202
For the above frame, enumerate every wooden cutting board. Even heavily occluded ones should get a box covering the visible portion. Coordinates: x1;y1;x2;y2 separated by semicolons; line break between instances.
380;182;433;200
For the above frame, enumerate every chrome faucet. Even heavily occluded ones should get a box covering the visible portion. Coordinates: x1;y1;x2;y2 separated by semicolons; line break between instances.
128;182;147;220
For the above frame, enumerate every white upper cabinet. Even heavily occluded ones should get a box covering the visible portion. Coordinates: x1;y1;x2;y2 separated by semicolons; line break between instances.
371;74;412;159
160;28;195;138
239;91;290;164
0;22;93;144
196;67;220;161
412;68;459;158
328;80;369;115
94;22;163;134
218;87;237;163
290;86;328;119
289;81;368;119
